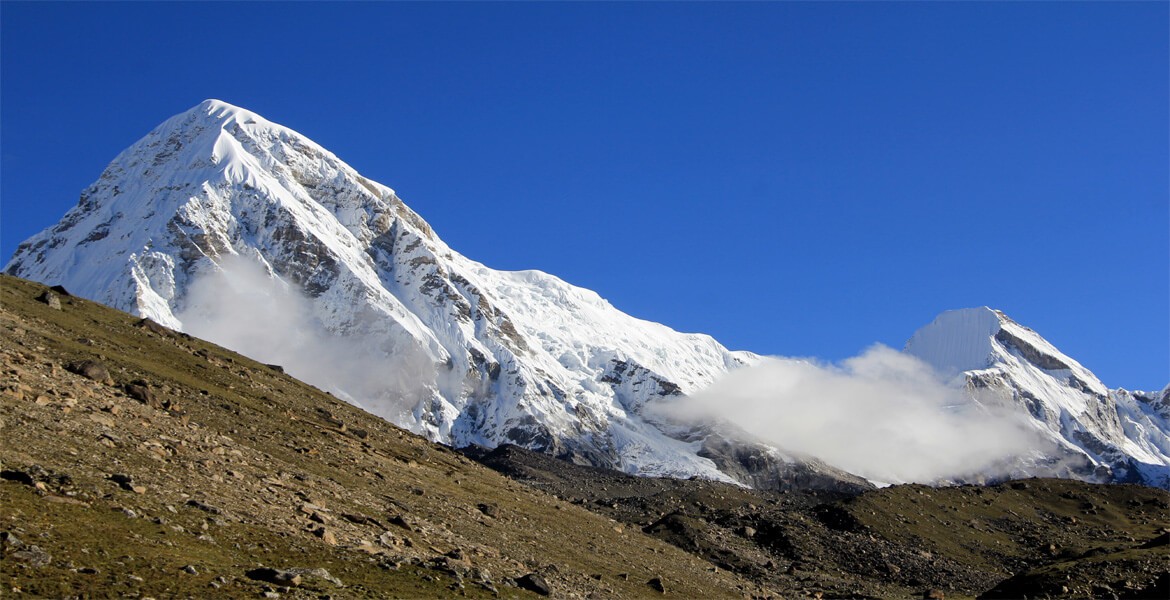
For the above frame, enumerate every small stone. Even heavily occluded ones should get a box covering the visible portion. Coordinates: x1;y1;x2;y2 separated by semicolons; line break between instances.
287;567;343;587
388;514;413;531
647;577;666;593
10;544;51;567
515;573;550;596
924;589;946;600
36;291;62;310
245;567;303;587
477;503;498;518
124;383;157;407
65;360;112;385
315;527;337;546
109;473;134;486
182;565;199;575
1;531;25;551
341;512;381;527
186;499;221;514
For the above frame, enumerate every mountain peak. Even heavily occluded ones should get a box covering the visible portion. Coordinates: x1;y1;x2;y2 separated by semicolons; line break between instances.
4;100;783;488
188;98;266;125
903;307;1006;375
7;101;1164;489
905;307;1104;392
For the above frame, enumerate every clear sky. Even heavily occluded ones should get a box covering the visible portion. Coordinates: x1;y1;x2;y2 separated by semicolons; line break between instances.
2;2;1167;390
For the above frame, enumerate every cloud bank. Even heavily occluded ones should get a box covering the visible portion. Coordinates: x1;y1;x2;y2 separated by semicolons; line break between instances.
655;345;1044;484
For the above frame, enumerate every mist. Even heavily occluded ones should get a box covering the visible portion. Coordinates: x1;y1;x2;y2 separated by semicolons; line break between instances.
176;255;436;422
653;345;1044;484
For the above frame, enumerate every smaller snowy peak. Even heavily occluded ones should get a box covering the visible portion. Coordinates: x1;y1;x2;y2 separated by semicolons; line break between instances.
905;307;1108;397
904;307;1003;376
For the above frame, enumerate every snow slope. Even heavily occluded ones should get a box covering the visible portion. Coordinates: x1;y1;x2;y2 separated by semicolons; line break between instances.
6;100;872;490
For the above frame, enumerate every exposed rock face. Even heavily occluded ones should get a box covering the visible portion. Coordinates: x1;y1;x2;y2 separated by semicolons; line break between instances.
696;432;872;494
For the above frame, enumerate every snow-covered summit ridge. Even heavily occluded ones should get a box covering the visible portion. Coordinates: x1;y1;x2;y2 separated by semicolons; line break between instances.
9;100;828;489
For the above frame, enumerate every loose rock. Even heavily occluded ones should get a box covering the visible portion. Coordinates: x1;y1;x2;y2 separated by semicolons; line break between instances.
245;567;303;587
66;360;112;384
516;573;551;596
314;527;337;546
36;290;62;310
124;381;158;407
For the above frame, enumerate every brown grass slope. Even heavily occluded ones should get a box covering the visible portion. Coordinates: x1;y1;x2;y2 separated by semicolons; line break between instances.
0;274;766;599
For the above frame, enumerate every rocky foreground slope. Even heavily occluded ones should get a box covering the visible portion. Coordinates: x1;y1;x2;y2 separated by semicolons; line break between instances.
468;444;1169;599
0;275;761;598
2;274;1167;599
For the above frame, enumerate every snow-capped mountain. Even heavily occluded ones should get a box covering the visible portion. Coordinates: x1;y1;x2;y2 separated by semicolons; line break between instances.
7;100;1166;489
5;99;868;491
905;307;1170;488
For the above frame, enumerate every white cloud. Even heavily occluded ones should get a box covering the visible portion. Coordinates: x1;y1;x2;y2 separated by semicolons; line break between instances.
175;254;435;421
655;345;1043;484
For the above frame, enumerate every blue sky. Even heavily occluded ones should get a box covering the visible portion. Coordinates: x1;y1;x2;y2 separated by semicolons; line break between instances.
2;2;1167;390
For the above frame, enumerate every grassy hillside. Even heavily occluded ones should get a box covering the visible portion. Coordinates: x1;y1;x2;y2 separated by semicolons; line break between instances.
0;274;762;598
2;273;1166;599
